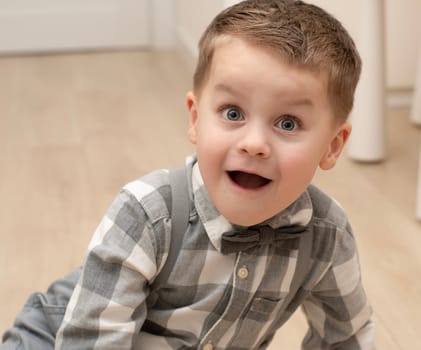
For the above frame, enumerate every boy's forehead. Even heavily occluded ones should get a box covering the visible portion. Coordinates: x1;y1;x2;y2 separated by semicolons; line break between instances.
209;35;307;77
208;37;327;90
209;36;280;73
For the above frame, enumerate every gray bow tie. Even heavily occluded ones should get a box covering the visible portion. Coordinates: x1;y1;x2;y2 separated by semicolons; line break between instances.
220;224;308;254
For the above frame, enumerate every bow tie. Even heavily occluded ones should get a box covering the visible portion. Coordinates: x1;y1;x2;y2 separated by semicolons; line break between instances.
220;224;308;254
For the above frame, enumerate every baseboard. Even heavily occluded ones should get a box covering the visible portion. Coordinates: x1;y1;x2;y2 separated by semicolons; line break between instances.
387;89;413;109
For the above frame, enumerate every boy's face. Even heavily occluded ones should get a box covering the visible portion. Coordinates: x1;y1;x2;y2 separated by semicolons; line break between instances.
187;37;351;226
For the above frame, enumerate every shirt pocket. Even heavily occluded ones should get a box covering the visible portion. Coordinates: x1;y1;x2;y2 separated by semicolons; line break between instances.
246;297;282;322
229;296;284;349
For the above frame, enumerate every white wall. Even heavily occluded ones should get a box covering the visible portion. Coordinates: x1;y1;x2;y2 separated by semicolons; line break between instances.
175;0;224;64
151;0;177;48
385;0;421;89
174;0;421;92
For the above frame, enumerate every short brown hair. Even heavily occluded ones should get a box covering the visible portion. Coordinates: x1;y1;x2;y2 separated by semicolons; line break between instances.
193;0;361;121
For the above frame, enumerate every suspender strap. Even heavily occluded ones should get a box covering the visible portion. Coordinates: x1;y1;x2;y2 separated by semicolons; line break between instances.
152;166;190;289
261;228;314;343
290;229;313;295
272;228;314;322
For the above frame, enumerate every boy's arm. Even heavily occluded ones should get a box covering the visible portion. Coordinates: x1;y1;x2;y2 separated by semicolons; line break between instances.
301;224;375;350
55;189;166;350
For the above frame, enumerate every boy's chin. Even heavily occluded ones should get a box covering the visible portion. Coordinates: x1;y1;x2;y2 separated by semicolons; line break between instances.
222;210;271;227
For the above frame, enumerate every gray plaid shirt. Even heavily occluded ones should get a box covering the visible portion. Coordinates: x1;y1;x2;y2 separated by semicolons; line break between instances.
55;156;375;350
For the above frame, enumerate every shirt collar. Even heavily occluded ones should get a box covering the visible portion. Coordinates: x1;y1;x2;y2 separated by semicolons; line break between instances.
189;158;313;252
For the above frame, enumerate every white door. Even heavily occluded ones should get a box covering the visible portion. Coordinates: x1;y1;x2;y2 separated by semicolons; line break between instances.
0;0;150;53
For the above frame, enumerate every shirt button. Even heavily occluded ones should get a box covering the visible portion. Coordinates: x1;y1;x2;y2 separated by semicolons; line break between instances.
203;342;213;350
237;266;249;279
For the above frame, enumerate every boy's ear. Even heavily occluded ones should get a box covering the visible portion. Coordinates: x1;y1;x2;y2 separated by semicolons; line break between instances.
186;91;198;144
319;122;352;170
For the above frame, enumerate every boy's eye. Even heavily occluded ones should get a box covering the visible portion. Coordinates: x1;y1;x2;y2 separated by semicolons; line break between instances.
222;107;243;121
276;116;299;131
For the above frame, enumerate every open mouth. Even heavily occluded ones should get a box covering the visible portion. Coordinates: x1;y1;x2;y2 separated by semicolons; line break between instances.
227;171;271;189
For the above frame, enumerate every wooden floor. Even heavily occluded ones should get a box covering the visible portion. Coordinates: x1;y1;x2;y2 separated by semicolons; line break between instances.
0;50;419;349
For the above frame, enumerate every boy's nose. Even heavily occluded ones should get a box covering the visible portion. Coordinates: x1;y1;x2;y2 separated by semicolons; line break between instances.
237;124;271;158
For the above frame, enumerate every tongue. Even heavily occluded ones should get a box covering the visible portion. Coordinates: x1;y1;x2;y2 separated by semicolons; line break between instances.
231;171;270;189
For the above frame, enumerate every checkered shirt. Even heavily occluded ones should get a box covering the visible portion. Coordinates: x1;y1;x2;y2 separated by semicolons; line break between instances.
55;156;375;350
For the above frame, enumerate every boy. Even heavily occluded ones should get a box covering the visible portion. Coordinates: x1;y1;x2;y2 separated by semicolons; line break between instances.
2;0;375;349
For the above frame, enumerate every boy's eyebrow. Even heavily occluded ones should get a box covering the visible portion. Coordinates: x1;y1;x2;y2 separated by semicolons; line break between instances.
213;83;315;107
284;96;315;107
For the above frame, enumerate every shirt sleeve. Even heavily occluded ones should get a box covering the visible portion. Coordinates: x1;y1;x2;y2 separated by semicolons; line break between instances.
301;223;376;350
55;188;169;350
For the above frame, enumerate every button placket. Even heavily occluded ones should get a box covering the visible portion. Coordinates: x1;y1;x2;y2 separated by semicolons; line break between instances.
237;266;249;279
235;252;253;286
199;253;257;348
